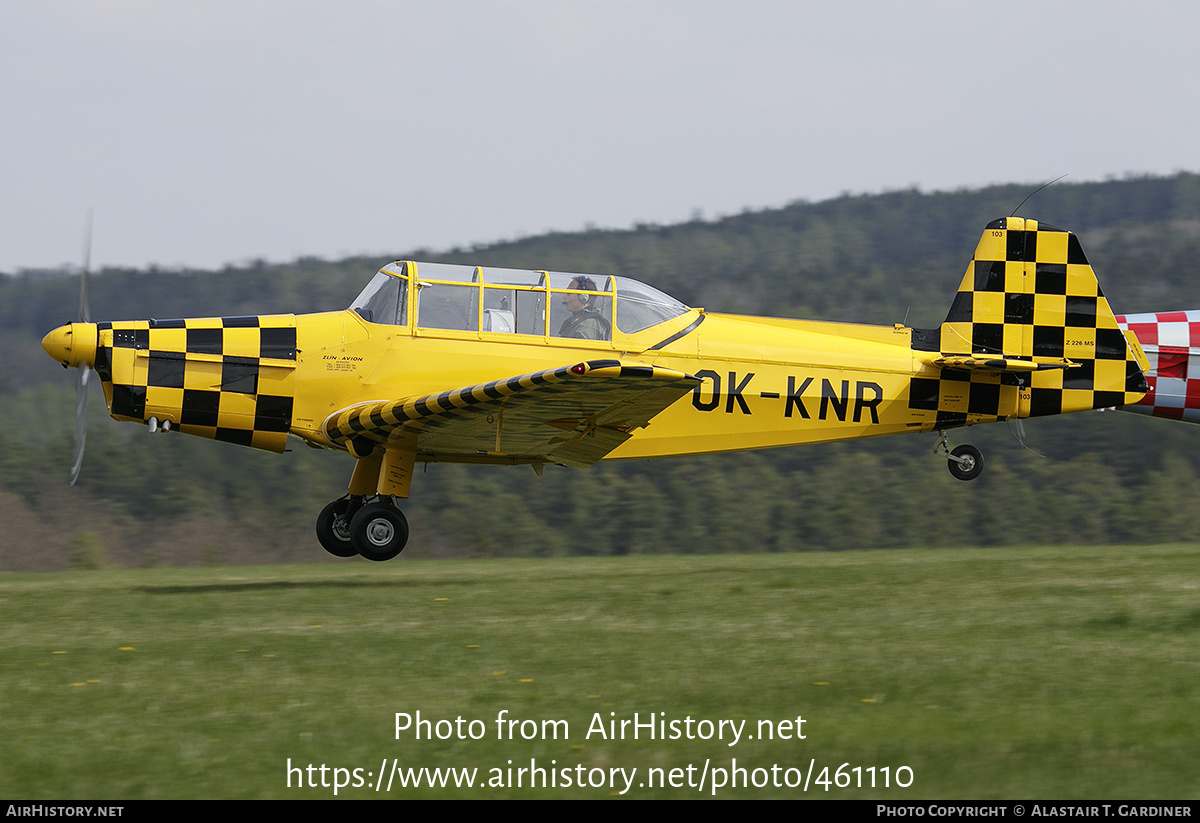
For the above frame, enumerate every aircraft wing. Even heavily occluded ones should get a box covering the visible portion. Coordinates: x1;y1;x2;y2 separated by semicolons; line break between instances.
322;360;701;468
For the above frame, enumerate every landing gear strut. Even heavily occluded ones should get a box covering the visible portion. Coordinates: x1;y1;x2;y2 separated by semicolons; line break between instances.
317;434;417;561
934;431;984;481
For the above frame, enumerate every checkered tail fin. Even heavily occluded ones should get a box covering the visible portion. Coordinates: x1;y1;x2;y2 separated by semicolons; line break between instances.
934;217;1148;418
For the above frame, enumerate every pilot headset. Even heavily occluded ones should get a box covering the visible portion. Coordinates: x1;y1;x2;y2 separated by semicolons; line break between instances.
572;276;597;305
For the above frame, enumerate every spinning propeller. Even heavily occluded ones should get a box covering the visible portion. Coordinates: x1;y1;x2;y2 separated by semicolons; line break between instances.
41;212;97;485
70;214;92;485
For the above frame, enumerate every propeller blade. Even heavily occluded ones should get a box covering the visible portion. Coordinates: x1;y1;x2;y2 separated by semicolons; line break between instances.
71;209;94;484
71;365;90;486
80;209;92;322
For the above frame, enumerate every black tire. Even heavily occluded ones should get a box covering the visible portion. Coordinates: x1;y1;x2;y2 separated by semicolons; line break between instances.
316;499;358;557
350;502;409;561
948;444;984;481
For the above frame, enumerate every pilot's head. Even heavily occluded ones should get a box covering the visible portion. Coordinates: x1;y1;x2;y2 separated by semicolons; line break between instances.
563;276;597;313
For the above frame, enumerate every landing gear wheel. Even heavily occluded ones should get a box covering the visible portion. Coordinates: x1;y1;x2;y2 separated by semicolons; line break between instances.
350;501;409;561
316;499;357;557
948;444;984;481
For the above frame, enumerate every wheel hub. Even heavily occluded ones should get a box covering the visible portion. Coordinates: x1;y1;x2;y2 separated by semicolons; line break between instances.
365;518;394;546
332;517;351;541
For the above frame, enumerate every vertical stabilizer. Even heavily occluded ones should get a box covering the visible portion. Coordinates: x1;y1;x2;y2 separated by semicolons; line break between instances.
912;218;1147;426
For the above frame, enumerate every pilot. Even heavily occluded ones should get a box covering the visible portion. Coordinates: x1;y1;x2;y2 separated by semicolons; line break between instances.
557;276;611;340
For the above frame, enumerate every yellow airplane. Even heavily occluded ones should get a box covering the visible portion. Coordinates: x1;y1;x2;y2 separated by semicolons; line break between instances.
42;217;1150;561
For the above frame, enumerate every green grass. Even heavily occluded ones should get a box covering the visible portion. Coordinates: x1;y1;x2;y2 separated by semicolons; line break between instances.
1;546;1198;799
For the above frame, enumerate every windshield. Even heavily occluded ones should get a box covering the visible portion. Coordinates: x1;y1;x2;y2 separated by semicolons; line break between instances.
350;267;408;326
612;276;689;333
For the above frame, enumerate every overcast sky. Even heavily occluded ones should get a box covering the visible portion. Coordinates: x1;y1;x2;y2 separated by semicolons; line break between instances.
3;1;1198;273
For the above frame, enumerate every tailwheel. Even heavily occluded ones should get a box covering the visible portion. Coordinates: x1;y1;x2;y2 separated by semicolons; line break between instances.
350;499;409;561
316;496;360;558
947;444;984;481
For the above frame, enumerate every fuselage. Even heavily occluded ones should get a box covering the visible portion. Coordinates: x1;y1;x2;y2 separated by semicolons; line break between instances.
43;264;951;464
289;306;938;461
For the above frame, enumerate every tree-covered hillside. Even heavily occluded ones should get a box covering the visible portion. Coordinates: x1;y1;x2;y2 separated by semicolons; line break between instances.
6;174;1200;570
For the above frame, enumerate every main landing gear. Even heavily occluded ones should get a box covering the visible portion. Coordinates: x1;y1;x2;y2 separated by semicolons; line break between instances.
316;433;417;562
934;431;984;481
316;494;410;561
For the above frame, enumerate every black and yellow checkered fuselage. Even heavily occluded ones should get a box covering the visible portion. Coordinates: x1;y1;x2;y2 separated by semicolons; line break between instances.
94;315;297;452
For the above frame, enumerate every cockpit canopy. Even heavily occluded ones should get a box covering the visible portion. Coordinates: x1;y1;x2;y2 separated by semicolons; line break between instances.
350;261;691;340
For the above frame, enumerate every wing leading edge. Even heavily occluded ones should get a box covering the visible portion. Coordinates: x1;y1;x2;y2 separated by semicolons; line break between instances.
322;360;700;468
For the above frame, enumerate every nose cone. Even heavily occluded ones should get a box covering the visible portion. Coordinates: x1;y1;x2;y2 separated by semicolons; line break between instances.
42;322;98;369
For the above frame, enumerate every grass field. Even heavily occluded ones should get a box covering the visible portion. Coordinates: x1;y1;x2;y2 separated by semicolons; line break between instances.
2;545;1198;799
